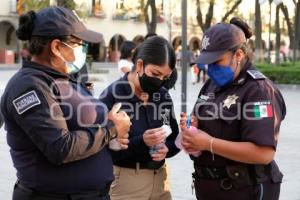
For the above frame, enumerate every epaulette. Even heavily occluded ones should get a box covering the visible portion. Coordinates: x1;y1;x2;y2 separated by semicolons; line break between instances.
247;70;266;80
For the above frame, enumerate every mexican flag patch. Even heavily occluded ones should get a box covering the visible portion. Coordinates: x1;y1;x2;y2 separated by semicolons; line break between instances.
254;104;273;118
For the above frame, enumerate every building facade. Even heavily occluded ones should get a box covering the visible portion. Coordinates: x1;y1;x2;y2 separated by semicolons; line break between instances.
0;0;20;63
0;0;205;63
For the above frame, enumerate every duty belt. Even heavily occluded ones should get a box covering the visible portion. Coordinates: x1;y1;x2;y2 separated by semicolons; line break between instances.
193;164;271;190
15;180;110;199
117;161;164;170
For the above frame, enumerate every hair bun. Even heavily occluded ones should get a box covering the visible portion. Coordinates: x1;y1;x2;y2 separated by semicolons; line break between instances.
16;10;36;41
230;17;252;39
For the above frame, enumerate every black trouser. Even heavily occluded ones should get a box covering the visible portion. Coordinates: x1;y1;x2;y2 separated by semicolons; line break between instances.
194;178;280;200
13;182;110;200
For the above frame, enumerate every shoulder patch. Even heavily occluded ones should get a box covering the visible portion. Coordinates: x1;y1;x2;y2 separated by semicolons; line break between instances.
247;70;266;80
13;90;41;114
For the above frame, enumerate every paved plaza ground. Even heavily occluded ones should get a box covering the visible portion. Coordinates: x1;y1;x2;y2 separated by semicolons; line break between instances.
0;66;299;200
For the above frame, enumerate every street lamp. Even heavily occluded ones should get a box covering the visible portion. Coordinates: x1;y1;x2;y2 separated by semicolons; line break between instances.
181;0;187;113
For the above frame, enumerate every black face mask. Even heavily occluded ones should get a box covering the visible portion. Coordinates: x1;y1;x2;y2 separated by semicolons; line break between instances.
139;73;165;94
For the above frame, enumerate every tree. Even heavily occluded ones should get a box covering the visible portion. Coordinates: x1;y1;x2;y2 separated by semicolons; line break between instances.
19;0;50;13
196;0;243;33
275;4;280;65
222;0;243;22
57;0;76;10
254;0;264;62
278;0;300;61
279;3;294;49
196;0;214;33
144;0;157;34
295;0;300;60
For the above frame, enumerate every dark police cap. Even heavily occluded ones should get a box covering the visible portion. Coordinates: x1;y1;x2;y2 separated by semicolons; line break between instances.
32;6;102;43
196;23;246;64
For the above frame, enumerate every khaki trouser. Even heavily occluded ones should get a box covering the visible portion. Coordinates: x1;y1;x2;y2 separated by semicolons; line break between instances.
110;164;172;200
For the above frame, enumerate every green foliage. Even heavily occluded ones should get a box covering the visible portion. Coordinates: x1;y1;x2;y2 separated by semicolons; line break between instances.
75;2;90;19
256;62;300;84
57;0;76;10
24;0;50;12
24;0;88;18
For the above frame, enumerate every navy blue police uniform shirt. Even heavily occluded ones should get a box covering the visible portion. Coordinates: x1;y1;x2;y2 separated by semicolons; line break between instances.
0;61;114;193
192;60;286;182
99;73;180;166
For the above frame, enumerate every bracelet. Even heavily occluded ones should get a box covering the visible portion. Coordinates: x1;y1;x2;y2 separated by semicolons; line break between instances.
210;137;215;161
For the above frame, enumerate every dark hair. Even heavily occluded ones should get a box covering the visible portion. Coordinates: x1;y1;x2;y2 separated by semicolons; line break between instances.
16;10;69;55
132;36;176;71
145;33;157;40
120;41;136;59
229;17;253;55
230;17;252;39
163;68;178;90
16;10;36;41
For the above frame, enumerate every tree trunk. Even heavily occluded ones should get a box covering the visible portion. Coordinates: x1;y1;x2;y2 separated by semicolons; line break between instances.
144;0;157;34
222;0;242;22
204;0;214;31
196;0;242;33
275;5;281;65
140;0;145;10
255;0;263;62
279;3;294;49
196;0;215;33
196;0;204;32
295;0;300;60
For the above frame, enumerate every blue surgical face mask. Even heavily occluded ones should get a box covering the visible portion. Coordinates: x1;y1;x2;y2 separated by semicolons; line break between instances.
207;58;235;87
61;42;88;73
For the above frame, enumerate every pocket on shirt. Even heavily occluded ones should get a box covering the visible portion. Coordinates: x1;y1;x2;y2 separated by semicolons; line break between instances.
219;109;240;140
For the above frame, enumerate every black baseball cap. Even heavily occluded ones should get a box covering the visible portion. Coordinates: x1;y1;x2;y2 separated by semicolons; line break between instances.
32;6;102;43
196;23;246;64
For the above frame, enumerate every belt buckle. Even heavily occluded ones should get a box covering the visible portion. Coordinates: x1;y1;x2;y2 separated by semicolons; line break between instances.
220;178;233;190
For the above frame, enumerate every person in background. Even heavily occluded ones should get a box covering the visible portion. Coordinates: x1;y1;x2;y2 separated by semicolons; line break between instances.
118;41;136;76
196;63;207;83
279;40;288;62
180;17;286;200
100;36;180;200
186;46;197;85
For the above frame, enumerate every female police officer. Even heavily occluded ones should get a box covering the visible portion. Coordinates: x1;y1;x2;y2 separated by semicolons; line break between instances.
99;36;180;200
180;18;286;200
0;7;131;200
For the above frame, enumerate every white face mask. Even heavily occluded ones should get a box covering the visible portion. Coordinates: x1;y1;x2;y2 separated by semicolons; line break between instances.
61;42;87;73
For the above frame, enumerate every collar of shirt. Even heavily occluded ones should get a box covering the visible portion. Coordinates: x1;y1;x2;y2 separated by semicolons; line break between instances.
23;61;70;80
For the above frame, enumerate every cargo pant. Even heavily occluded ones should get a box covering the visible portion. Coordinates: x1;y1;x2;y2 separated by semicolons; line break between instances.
110;164;172;200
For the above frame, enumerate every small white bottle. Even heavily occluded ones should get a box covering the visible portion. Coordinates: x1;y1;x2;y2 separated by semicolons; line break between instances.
149;125;172;155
